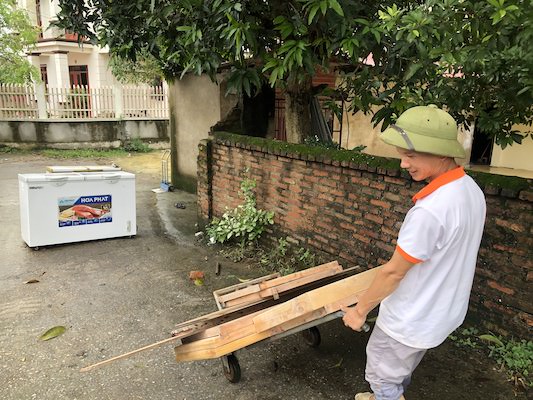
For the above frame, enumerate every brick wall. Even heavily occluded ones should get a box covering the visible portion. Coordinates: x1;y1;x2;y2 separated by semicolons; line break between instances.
198;135;533;339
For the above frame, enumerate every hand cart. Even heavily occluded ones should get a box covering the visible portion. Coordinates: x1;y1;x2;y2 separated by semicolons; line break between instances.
79;262;376;380
173;263;377;383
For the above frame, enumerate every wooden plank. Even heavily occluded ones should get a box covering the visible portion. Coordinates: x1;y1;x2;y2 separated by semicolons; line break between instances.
213;273;280;298
224;292;265;308
175;286;370;362
258;261;341;290
252;266;381;333
217;284;261;304
212;273;280;309
260;265;343;299
174;308;329;361
215;262;341;309
172;265;365;342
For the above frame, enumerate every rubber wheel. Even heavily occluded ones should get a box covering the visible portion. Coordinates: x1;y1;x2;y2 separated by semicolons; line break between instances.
302;326;321;347
222;354;241;383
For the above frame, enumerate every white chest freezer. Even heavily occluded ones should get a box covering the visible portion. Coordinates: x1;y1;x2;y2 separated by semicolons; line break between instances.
18;171;136;248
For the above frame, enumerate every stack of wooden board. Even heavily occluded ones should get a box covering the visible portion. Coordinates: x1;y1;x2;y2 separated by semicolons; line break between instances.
213;261;344;309
173;262;381;362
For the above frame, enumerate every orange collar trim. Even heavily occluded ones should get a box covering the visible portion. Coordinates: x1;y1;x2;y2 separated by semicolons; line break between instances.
412;166;465;203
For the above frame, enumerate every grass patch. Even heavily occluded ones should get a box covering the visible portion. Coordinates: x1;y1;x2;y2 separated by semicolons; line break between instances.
40;148;129;158
0;146;25;154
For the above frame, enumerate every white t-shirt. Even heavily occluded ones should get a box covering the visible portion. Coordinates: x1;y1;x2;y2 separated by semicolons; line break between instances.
376;168;486;349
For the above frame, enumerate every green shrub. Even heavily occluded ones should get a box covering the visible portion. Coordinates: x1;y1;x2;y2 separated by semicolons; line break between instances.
123;138;151;153
206;178;274;245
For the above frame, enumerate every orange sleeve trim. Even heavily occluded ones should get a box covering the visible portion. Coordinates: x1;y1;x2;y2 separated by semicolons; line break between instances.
412;166;465;203
396;245;424;264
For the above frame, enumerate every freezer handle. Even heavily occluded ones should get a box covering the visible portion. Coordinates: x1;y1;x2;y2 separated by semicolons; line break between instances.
45;175;69;181
103;174;122;181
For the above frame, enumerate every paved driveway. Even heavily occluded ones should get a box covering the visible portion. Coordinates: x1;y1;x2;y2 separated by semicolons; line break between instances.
0;153;371;400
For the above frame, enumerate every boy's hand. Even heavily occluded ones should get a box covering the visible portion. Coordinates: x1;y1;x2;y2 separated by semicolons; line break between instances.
341;306;367;332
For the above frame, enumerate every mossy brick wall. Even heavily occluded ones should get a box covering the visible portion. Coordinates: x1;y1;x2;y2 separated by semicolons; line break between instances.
198;133;533;339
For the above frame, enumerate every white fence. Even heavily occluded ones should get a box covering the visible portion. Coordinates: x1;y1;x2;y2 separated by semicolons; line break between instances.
0;83;168;120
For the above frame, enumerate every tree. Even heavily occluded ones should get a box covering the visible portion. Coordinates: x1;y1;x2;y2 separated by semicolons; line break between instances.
55;1;531;148
0;0;40;84
54;0;393;143
108;51;164;85
342;0;533;148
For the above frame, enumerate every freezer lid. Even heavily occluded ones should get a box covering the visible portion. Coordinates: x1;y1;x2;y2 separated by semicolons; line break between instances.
18;173;86;183
47;165;122;173
82;171;135;180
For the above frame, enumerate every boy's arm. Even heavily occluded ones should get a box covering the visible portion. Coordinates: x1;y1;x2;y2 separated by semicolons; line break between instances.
342;249;416;331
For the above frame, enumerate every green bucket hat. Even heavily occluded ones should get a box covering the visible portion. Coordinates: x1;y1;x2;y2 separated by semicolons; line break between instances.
380;105;466;158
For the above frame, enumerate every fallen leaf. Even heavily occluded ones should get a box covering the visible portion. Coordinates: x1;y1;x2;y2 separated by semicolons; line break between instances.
193;278;204;286
189;271;205;280
39;326;66;341
237;277;251;283
23;279;40;284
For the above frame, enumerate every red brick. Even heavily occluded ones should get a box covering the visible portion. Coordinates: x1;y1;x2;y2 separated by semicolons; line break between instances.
353;233;371;244
365;213;384;225
495;218;525;233
384;176;405;185
370;199;392;209
313;169;329;177
488;280;515;295
493;243;526;255
518;190;533;202
369;181;386;190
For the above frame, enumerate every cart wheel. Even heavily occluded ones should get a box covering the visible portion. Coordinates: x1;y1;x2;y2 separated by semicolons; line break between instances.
302;326;321;347
222;354;241;383
32;246;40;251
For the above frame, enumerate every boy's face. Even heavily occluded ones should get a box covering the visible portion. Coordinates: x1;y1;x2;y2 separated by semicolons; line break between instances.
396;148;448;182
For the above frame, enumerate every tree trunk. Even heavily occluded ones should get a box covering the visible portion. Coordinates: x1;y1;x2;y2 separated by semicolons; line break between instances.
284;74;312;144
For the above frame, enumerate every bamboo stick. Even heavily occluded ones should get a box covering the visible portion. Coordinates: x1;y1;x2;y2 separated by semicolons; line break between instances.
80;334;183;372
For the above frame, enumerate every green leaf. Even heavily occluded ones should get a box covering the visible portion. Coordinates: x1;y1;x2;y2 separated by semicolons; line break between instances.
39;326;66;341
404;62;422;81
308;5;320;25
479;334;504;347
329;0;344;17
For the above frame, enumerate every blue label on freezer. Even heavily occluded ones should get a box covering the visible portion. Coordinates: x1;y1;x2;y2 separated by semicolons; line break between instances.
58;194;112;227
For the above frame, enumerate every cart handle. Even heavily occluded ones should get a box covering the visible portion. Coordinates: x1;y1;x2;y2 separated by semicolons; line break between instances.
335;311;370;333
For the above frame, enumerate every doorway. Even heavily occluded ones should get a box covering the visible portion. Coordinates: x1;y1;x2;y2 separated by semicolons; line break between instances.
69;65;89;88
470;121;493;165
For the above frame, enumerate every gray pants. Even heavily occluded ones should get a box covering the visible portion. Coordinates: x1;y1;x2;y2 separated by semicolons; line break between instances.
365;325;427;400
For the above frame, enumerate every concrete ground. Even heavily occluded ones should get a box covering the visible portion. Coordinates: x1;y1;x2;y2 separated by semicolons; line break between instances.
0;151;526;400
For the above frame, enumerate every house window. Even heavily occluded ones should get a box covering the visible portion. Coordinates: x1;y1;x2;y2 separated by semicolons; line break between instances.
36;0;43;38
40;65;48;85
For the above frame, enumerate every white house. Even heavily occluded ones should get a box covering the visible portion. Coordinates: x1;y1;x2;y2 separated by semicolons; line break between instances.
17;0;118;89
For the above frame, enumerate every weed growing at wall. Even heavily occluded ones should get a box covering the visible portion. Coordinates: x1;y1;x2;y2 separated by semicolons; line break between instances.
206;178;274;245
217;236;323;276
449;327;533;389
258;237;320;275
123;138;151;153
